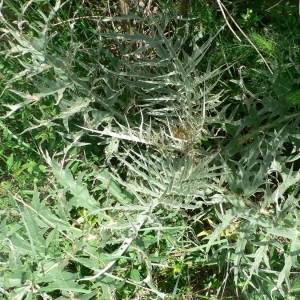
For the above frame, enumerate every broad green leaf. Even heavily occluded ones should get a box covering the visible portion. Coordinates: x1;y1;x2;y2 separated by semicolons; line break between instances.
52;161;99;211
40;270;88;293
14;204;45;259
266;228;298;239
274;255;292;296
130;269;141;282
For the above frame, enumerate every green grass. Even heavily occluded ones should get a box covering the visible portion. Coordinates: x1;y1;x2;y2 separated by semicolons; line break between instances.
1;0;300;299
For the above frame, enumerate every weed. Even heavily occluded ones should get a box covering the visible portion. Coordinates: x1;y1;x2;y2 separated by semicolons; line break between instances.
1;0;300;299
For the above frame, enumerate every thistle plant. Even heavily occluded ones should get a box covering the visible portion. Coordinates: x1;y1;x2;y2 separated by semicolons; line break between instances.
1;0;300;299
